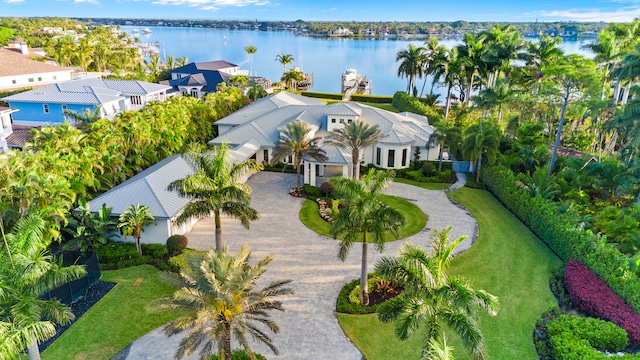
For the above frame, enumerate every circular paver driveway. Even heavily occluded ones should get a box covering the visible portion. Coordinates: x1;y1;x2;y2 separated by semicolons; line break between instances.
118;171;476;360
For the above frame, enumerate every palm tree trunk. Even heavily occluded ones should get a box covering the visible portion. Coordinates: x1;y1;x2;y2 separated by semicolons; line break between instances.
438;144;444;172
28;334;41;360
445;84;453;120
476;157;482;182
295;160;302;193
360;238;369;306
352;150;360;180
215;211;223;252
548;85;570;178
224;322;232;360
135;236;142;257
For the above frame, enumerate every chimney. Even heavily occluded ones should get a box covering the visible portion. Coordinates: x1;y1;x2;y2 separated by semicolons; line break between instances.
20;42;28;55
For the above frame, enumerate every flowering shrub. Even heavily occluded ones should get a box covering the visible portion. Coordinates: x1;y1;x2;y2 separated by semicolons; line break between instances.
316;198;332;222
565;259;640;348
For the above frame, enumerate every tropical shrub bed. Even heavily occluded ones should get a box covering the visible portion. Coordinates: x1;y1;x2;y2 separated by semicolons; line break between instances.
336;277;401;315
98;241;171;271
565;259;640;347
535;310;633;360
210;349;266;360
392;91;443;125
482;166;640;312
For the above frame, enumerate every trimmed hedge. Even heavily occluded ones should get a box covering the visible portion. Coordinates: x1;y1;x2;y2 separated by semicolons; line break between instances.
336;278;383;315
392;91;444;126
350;94;393;104
300;91;343;100
482;166;640;312
565;259;640;348
166;234;188;256
548;315;629;359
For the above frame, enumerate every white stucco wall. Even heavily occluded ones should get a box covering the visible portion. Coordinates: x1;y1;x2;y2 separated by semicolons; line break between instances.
0;70;73;90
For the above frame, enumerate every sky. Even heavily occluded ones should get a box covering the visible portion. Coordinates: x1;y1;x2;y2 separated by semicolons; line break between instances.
1;0;640;22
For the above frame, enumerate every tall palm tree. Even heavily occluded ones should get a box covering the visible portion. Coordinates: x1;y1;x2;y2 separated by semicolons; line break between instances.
63;107;103;129
154;244;293;360
244;44;257;76
396;43;427;95
526;35;564;94
0;214;86;360
326;120;385;180
329;168;405;306
275;53;294;76
118;203;156;257
271;121;328;194
375;227;499;360
167;143;262;252
463;121;501;182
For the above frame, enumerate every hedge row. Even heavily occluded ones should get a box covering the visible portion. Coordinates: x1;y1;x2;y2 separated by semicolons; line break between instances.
391;91;444;126
547;314;630;359
300;91;343;100
350;94;393;104
482;166;640;312
565;259;640;348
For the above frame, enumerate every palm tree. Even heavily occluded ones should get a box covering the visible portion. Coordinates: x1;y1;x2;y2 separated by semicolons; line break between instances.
0;214;86;360
167;143;262;252
525;35;564;94
63;107;103;129
326;120;385;180
275;53;294;76
375;227;499;360
154;244;294;360
271;121;328;194
463;121;501;182
329;169;405;306
244;44;257;76
118;203;156;257
396;43;427;95
281;68;305;91
246;84;267;101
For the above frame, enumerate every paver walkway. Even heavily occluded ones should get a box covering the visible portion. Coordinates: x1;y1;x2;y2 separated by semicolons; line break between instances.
115;171;477;360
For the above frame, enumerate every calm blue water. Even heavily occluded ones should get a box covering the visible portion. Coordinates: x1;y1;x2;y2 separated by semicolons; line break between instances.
125;26;595;97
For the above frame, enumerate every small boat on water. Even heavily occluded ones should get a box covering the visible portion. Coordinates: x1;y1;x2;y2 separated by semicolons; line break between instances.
141;28;152;34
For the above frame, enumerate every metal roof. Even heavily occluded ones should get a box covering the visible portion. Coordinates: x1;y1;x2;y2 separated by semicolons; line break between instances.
0;48;73;77
87;154;195;219
1;79;170;105
210;97;435;163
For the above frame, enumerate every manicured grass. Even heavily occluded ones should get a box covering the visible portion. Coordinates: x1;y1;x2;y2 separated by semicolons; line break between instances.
42;265;182;360
320;99;398;113
299;195;427;242
394;177;452;190
338;187;561;359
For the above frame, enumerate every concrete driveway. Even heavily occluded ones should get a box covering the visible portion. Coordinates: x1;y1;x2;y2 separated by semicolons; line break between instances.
116;171;477;360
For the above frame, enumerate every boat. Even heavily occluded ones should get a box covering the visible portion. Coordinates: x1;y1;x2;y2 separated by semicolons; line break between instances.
141;28;152;34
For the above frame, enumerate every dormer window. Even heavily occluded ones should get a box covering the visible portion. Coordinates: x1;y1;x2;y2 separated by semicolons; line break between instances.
331;118;336;123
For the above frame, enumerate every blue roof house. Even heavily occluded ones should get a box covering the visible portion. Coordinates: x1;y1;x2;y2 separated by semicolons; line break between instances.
1;78;171;126
162;60;247;98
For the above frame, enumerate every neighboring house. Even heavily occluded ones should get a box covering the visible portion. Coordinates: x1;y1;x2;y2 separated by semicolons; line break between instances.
0;48;73;91
0;107;18;152
164;60;246;98
87;154;199;245
5;125;35;151
163;60;270;98
1;78;171;126
210;92;436;186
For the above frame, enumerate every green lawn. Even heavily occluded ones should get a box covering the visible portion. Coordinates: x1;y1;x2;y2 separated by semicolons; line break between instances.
42;265;181;360
338;187;561;359
394;177;452;190
299;195;427;241
320;99;398;112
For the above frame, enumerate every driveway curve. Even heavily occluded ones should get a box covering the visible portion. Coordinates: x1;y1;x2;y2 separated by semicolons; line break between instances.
116;171;477;360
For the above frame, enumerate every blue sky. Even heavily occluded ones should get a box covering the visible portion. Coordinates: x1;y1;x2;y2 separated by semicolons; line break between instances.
2;0;639;22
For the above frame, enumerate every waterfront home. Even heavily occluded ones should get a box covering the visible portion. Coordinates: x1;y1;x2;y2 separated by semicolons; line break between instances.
0;48;73;91
87;154;200;245
1;78;171;126
164;60;247;98
210;92;435;186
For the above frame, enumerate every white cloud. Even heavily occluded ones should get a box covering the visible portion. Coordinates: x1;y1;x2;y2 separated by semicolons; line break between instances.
4;0;26;3
538;7;640;22
75;0;100;3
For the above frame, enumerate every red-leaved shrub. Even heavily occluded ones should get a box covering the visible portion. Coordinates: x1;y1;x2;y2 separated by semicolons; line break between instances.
565;259;640;348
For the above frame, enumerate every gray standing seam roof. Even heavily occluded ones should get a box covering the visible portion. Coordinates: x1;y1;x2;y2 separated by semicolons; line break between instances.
87;154;195;219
